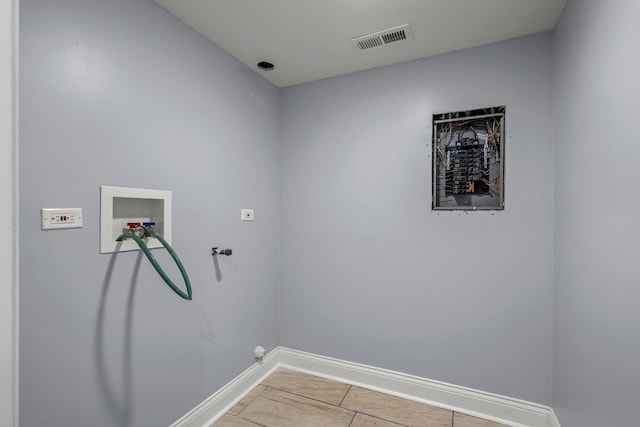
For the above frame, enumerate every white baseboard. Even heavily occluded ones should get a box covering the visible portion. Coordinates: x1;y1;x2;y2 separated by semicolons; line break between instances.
171;347;561;427
549;409;562;427
169;350;280;427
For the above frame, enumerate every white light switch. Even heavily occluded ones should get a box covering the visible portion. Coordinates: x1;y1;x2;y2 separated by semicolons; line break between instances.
241;209;254;221
41;208;83;230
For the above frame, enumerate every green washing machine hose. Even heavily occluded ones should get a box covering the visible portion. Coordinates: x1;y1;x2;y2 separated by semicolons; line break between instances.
116;225;192;300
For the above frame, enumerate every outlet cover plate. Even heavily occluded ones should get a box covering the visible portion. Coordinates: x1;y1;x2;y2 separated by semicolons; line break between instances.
41;208;83;230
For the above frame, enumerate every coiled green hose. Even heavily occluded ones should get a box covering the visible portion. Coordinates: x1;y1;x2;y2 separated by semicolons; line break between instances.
116;227;192;300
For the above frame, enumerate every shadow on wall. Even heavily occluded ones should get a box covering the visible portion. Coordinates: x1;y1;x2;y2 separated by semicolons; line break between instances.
95;252;141;427
212;255;222;282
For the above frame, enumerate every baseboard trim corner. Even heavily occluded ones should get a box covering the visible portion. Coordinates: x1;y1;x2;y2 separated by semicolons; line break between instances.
171;346;561;427
278;347;561;427
169;351;279;427
550;409;562;427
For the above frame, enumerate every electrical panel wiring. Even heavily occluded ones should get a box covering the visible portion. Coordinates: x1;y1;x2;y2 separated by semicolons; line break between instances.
432;106;505;210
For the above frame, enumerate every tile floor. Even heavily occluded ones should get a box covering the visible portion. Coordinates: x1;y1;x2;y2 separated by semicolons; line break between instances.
211;368;508;427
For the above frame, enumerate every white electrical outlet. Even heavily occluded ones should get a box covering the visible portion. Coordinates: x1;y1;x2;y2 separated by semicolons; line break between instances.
41;208;83;230
241;209;254;221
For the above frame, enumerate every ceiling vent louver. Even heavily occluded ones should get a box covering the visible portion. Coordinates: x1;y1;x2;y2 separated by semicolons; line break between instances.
350;24;413;52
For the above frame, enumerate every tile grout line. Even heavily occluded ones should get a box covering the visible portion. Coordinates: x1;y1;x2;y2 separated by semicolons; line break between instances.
338;384;353;408
232;384;266;427
238;417;265;427
346;410;356;427
359;412;412;427
344;386;356;427
259;372;355;410
232;385;264;418
245;381;358;427
259;386;351;409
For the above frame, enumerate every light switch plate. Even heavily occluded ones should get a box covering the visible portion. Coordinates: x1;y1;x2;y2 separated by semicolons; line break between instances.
241;209;254;221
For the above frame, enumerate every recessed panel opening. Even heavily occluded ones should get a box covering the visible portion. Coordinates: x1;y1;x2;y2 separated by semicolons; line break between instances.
100;186;172;253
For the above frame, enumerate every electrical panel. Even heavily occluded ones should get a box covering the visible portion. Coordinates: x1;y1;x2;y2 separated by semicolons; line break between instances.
432;106;505;210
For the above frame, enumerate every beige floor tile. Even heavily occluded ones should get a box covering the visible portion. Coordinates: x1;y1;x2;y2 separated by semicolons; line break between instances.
341;386;453;427
350;413;407;427
261;368;351;406
214;370;511;427
228;385;266;416
210;414;262;427
240;387;355;427
453;413;508;427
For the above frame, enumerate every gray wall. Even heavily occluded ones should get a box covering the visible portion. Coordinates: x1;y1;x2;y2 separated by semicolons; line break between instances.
19;0;280;426
24;0;638;424
280;33;555;405
552;0;640;425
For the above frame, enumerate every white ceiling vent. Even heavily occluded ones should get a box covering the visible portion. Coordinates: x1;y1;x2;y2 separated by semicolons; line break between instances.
350;24;413;52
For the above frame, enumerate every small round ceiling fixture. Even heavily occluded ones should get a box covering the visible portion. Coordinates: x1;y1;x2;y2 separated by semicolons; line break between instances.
257;61;275;71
